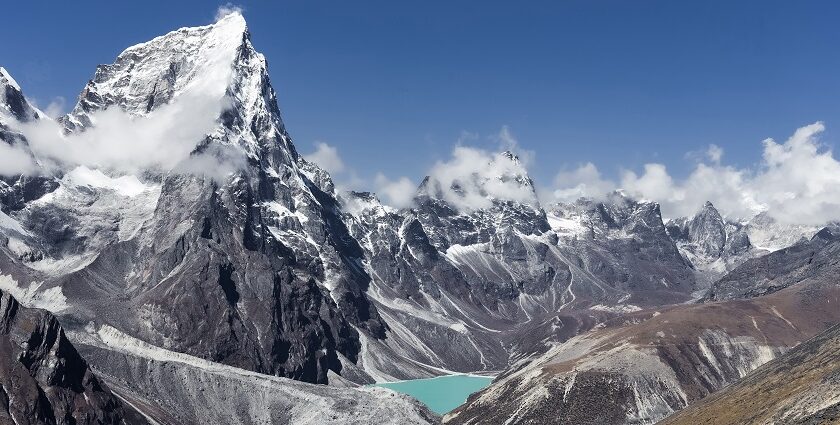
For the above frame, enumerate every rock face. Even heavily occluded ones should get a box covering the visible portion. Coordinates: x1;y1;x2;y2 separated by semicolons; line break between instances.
0;288;145;425
546;193;696;305
663;323;840;425
666;202;824;285
706;226;840;301
666;202;756;283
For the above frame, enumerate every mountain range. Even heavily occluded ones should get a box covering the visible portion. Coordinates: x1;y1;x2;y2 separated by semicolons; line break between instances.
0;12;837;424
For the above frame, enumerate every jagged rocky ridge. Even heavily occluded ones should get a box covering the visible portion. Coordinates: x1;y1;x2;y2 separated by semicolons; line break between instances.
665;201;820;285
0;288;146;425
342;170;708;379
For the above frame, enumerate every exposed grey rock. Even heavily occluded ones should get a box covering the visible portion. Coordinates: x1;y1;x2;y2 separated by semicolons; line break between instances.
0;288;146;425
665;201;764;286
706;226;840;301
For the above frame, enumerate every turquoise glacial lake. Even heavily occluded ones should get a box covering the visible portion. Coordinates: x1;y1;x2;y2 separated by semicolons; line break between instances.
374;375;493;415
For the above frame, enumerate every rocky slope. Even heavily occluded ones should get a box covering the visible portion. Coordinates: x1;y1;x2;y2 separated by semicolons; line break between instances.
545;192;697;307
69;323;436;425
707;225;840;301
666;201;755;283
663;323;840;425
0;288;146;425
447;232;840;424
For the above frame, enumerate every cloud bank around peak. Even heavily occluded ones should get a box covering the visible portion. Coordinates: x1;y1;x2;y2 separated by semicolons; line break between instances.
420;144;537;211
0;85;245;183
15;91;227;175
552;122;840;225
304;127;539;211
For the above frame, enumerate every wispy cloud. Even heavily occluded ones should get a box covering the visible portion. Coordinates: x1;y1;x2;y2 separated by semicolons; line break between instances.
0;142;38;177
305;142;345;175
13;90;229;177
215;3;243;22
374;173;415;208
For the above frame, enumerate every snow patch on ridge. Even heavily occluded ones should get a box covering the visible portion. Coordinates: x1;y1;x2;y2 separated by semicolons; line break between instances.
64;166;151;197
0;210;29;235
0;67;21;91
0;275;69;313
589;304;642;313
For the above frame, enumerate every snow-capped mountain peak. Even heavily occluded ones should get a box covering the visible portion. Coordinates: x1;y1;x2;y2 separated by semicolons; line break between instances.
0;67;21;92
415;149;539;213
686;200;727;256
62;12;251;130
0;67;42;123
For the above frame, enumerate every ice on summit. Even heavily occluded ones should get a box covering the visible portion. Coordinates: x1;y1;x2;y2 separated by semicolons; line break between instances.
0;67;21;91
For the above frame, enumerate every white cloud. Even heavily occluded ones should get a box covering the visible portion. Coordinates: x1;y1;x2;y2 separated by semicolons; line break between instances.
215;3;243;22
551;122;840;225
706;144;723;164
421;144;538;211
304;142;345;175
552;162;616;202
30;96;67;120
14;89;229;178
0;142;38;177
43;97;66;119
374;173;415;208
495;125;535;167
2;56;242;183
310;127;539;211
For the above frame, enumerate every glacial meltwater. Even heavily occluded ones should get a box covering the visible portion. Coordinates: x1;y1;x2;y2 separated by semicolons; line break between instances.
373;375;493;415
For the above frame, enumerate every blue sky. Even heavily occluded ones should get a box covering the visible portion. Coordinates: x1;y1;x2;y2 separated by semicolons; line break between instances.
3;0;840;200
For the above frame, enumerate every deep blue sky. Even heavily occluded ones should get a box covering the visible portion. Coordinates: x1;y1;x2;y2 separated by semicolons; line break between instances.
3;1;840;188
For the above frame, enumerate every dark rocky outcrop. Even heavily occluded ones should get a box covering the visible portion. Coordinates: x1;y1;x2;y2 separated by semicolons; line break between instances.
0;289;145;425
